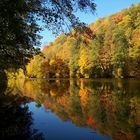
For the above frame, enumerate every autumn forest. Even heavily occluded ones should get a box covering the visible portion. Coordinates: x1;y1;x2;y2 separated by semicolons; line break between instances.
6;3;140;79
1;1;140;140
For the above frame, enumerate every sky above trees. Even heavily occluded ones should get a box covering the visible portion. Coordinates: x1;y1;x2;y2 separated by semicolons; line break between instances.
40;0;140;47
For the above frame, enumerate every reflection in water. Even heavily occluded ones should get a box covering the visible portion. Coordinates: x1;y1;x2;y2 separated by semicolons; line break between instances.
0;95;45;140
1;79;140;140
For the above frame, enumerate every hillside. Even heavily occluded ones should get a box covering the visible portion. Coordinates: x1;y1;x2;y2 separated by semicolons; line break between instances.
9;3;140;78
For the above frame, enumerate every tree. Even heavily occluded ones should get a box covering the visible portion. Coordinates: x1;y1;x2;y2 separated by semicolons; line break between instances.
0;0;96;71
69;38;81;77
8;3;140;79
26;54;46;78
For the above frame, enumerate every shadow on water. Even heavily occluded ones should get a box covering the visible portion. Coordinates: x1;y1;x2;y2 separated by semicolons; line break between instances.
0;72;45;140
1;78;140;140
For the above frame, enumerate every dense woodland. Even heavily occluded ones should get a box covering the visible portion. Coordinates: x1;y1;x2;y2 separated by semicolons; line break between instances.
0;0;96;80
7;3;140;78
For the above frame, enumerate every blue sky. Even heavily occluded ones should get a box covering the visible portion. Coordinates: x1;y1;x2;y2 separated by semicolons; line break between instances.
40;0;140;47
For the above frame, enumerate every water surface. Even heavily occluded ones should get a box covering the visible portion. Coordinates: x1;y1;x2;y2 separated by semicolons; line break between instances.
0;79;140;140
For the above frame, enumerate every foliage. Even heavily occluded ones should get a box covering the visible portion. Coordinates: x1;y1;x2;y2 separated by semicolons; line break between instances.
42;3;140;78
8;3;140;78
0;0;96;71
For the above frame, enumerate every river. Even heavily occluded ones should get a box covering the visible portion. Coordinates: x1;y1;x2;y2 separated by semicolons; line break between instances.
0;79;140;140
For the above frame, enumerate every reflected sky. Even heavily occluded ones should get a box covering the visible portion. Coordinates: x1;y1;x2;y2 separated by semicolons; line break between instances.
28;102;111;140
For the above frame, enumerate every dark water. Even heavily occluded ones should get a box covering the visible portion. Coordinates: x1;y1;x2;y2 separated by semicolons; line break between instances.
0;79;140;140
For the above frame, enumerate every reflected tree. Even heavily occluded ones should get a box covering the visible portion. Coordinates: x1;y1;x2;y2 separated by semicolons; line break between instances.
0;94;45;140
5;79;140;140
